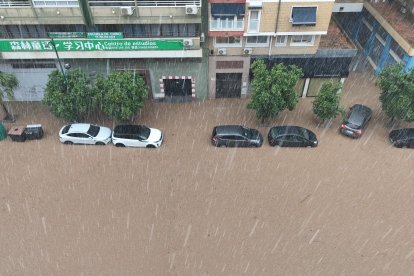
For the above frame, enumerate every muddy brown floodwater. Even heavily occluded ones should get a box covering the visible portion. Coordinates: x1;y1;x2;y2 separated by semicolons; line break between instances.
1;72;414;275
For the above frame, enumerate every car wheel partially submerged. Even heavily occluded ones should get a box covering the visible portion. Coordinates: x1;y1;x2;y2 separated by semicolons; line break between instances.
146;145;156;148
95;142;105;145
64;141;73;145
115;143;125;147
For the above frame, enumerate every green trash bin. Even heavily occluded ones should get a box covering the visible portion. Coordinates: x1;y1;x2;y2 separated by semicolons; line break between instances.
0;123;6;141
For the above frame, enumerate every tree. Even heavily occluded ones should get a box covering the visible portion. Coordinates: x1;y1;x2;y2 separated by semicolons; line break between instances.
101;71;148;122
312;81;344;126
43;68;94;121
247;59;303;124
0;71;19;121
376;64;414;122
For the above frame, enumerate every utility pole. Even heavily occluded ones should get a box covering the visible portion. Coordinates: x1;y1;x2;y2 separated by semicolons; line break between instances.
48;37;69;88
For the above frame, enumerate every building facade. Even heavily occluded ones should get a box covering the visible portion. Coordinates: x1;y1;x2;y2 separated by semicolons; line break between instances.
207;0;358;99
0;0;206;101
334;0;414;73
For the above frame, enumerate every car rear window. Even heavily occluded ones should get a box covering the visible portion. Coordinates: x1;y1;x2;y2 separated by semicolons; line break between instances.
61;125;71;134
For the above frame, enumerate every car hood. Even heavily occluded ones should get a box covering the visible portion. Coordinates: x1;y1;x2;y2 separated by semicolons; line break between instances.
96;126;112;140
147;128;162;142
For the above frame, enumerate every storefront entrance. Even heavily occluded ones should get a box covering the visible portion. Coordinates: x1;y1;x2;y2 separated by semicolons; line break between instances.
216;73;242;98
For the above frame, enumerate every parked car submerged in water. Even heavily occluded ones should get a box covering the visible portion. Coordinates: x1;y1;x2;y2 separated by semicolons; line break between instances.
59;123;112;145
112;124;163;148
211;125;263;147
389;128;414;148
268;125;318;147
339;104;372;138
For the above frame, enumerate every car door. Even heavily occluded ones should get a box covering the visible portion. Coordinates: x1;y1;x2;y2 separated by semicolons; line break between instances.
77;133;94;144
292;135;306;147
408;138;414;148
279;134;290;147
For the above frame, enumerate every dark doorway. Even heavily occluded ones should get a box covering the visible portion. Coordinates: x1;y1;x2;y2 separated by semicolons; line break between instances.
216;73;242;98
164;79;192;102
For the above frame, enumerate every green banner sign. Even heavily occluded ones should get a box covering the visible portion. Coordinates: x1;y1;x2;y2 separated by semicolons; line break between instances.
0;39;184;51
87;32;124;39
48;32;86;38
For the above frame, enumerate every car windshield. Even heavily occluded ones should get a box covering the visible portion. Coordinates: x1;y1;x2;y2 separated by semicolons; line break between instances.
137;126;151;140
242;127;253;139
87;125;100;137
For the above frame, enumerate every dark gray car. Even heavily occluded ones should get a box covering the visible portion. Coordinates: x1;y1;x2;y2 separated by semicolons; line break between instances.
211;125;263;147
339;104;372;138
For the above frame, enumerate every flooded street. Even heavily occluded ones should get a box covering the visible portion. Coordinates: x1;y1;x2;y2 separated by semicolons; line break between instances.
1;72;414;274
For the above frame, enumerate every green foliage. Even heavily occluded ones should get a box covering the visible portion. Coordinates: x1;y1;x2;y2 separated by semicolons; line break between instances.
101;71;148;121
247;59;303;123
43;68;93;121
312;81;343;121
376;64;414;122
0;71;19;119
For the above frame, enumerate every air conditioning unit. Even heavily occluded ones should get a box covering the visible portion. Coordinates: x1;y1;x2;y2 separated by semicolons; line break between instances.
183;38;193;47
200;33;205;43
120;7;133;16
244;48;252;55
185;5;198;15
217;48;226;55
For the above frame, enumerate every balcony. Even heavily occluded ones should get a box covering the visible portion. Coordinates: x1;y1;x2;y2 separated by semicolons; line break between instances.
0;0;30;7
210;18;243;31
32;0;78;7
88;0;201;7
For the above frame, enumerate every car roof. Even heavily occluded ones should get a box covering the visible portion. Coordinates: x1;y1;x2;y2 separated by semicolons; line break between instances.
348;104;372;125
67;123;92;133
270;125;310;135
214;125;245;135
390;128;414;139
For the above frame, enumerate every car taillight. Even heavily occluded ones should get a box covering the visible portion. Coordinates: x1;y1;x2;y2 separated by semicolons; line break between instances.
340;124;345;129
212;135;218;141
355;129;362;134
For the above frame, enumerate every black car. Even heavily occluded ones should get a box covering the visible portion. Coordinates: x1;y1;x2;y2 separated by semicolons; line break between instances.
340;104;372;138
268;126;318;147
389;128;414;148
211;125;263;147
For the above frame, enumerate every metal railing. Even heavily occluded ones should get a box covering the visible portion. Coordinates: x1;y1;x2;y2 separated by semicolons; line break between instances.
210;18;244;31
0;0;31;7
32;0;78;7
88;0;200;7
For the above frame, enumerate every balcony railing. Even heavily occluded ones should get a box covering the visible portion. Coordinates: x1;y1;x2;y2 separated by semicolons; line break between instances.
88;0;201;7
210;18;244;31
0;0;30;7
32;0;78;7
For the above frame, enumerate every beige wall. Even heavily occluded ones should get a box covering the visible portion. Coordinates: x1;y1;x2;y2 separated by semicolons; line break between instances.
246;2;334;33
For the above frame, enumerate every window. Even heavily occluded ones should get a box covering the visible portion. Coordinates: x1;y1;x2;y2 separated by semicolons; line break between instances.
248;10;260;33
246;36;268;46
291;7;317;26
290;35;314;46
210;3;245;30
275;35;287;46
215;36;242;47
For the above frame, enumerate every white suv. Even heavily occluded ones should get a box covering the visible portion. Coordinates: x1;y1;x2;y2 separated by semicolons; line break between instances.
112;124;163;148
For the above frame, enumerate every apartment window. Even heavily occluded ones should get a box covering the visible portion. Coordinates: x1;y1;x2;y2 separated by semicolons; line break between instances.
290;35;315;46
246;36;268;46
275;35;287;46
210;3;245;30
248;10;260;33
215;36;242;47
291;7;317;26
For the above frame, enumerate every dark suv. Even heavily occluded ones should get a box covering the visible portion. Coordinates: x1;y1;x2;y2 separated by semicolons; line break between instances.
340;104;372;138
211;125;263;147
